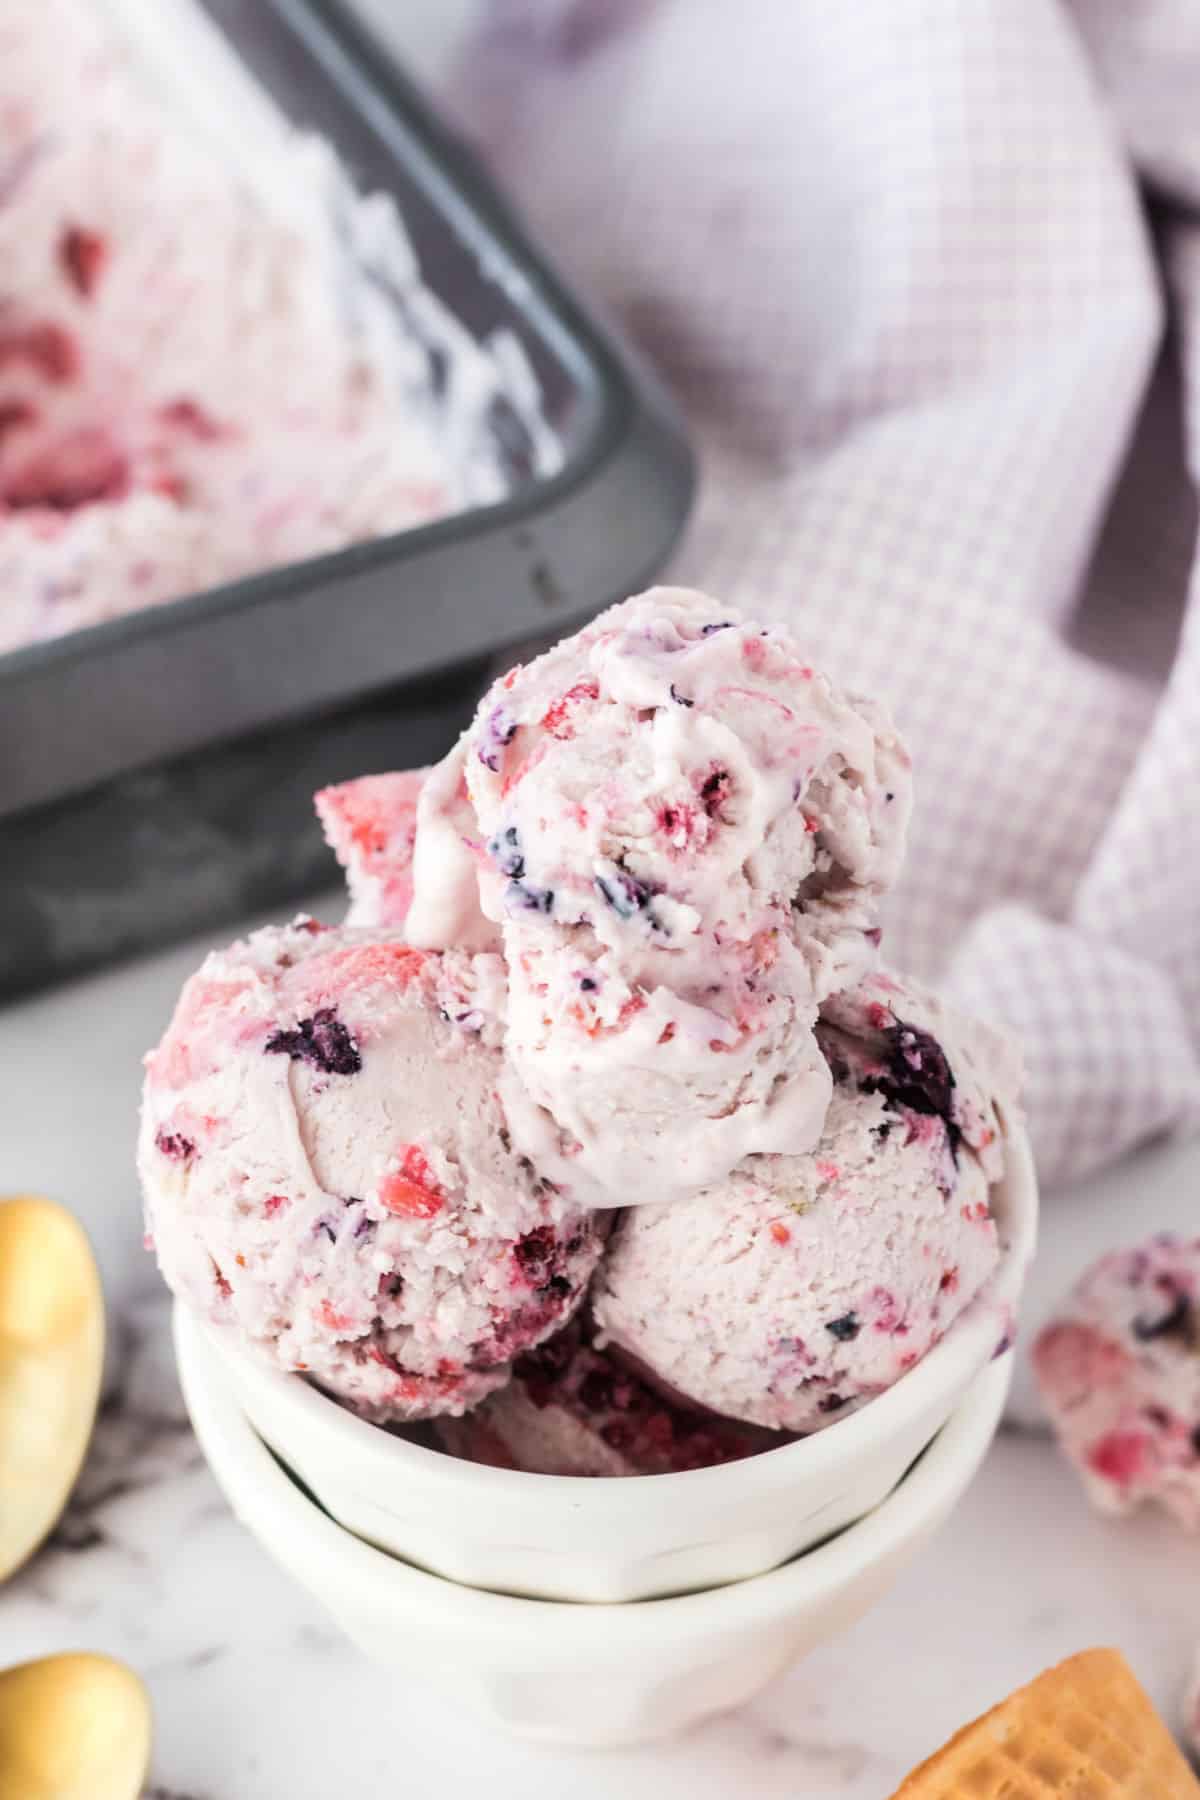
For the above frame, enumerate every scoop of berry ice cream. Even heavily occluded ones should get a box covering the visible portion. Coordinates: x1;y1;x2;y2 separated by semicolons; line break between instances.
1034;1235;1200;1530
315;769;426;928
592;970;1019;1432
139;918;603;1423
434;1316;781;1476
406;587;911;1205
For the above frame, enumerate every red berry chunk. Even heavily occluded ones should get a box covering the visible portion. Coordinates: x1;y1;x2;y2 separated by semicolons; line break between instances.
380;1144;445;1219
59;226;109;298
540;679;599;738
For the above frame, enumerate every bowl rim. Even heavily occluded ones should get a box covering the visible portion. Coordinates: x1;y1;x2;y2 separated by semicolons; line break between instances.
194;1121;1036;1513
176;1298;1010;1639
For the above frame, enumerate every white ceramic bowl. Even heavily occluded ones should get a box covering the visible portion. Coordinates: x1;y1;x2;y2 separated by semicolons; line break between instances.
190;1125;1035;1603
177;1302;1010;1747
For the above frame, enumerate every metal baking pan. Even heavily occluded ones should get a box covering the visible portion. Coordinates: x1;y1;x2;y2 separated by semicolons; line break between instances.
0;0;694;997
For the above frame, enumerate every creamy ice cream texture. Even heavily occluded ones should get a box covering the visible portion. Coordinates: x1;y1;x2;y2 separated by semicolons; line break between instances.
139;918;603;1422
406;587;913;1206
0;0;547;654
592;969;1017;1433
1035;1235;1200;1530
142;586;1023;1453
316;770;426;930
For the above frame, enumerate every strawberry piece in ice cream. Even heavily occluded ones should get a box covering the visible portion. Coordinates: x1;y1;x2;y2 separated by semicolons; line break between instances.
315;769;427;928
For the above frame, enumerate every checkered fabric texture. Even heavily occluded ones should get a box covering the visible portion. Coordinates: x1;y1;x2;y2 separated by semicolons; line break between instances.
444;0;1200;1191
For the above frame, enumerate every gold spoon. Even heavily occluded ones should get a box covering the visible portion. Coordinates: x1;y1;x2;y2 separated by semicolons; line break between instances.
0;1653;151;1800
0;1196;104;1582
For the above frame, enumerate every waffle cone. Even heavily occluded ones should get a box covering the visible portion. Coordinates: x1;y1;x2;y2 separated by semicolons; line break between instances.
890;1649;1200;1797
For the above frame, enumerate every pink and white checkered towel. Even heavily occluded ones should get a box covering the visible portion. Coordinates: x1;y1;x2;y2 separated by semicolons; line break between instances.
443;0;1200;1191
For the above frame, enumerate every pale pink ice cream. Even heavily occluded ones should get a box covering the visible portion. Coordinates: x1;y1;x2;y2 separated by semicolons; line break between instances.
591;970;1018;1433
139;917;603;1422
1034;1236;1200;1530
434;1315;781;1476
316;770;426;928
0;1;534;653
406;587;912;1206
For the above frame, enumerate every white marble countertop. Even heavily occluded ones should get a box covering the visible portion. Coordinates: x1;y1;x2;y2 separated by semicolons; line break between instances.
3;908;1200;1799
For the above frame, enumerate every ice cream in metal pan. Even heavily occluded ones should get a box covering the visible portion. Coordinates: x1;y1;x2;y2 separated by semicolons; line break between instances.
0;0;555;655
406;587;913;1206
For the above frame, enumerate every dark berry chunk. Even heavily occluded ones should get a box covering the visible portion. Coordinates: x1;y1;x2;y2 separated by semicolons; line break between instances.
819;1392;849;1414
1191;1424;1200;1456
578;975;598;992
642;1410;676;1450
1132;1291;1195;1345
538;1274;572;1302
595;868;653;920
513;1226;558;1275
600;1419;633;1452
488;824;525;878
700;767;731;815
59;226;108;298
861;1020;960;1158
517;1333;573;1384
669;683;694;707
265;1007;361;1076
506;880;554;914
825;1312;861;1342
578;1369;616;1414
477;703;518;771
314;1216;338;1245
155;1130;195;1162
700;620;733;636
514;1332;574;1405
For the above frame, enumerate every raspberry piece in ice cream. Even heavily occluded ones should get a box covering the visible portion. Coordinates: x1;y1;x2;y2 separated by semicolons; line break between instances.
591;970;1019;1433
315;769;427;929
434;1316;782;1476
1034;1235;1200;1530
58;226;109;299
139;918;603;1423
405;587;912;1205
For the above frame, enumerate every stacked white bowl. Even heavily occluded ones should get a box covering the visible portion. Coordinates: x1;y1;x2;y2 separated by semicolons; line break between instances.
174;1126;1036;1745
